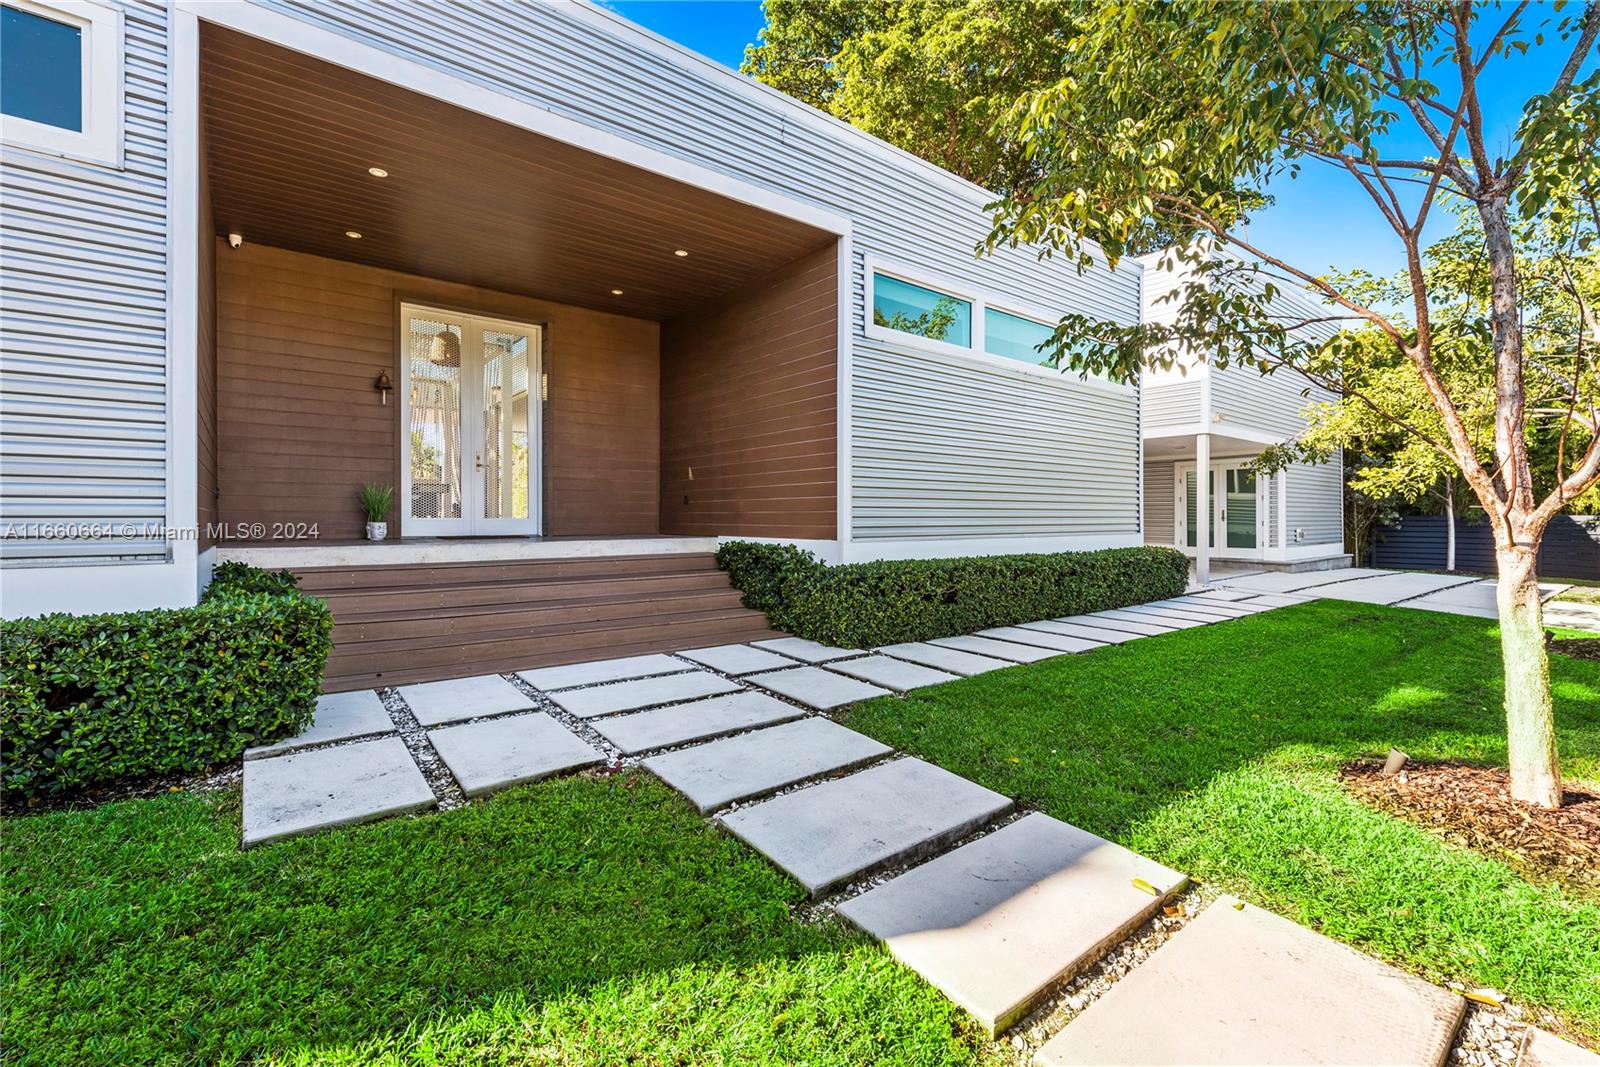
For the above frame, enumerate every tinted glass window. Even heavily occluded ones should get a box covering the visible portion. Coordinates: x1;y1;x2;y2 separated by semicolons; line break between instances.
1;5;83;132
872;273;972;347
984;307;1056;364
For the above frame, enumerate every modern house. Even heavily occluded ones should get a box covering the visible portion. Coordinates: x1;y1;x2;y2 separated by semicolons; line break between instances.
0;0;1341;684
1137;250;1349;581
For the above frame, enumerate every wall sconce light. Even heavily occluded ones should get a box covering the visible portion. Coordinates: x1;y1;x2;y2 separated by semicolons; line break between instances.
374;369;394;405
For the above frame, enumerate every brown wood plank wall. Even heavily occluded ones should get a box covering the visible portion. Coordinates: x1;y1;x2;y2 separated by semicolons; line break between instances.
215;241;659;540
659;244;838;538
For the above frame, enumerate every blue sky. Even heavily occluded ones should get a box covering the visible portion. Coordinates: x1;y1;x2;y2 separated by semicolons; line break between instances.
610;1;1591;281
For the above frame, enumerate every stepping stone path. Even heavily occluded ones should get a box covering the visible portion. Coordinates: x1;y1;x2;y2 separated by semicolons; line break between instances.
428;712;602;797
1036;896;1465;1066
239;585;1487;1063
839;813;1187;1035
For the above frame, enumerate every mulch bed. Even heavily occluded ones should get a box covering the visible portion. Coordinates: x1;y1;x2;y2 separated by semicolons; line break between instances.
1342;760;1600;896
1550;637;1600;662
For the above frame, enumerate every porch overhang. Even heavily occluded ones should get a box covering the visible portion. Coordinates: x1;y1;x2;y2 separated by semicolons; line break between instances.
198;23;839;321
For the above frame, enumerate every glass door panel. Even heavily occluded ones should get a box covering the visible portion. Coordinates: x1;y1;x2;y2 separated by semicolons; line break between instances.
1184;469;1216;548
478;327;531;524
1225;468;1257;549
406;314;465;526
402;306;540;536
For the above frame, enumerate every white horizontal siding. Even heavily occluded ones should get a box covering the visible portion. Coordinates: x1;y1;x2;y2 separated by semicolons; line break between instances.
1287;457;1344;546
1143;459;1175;545
1143;379;1201;434
852;342;1139;540
0;0;169;566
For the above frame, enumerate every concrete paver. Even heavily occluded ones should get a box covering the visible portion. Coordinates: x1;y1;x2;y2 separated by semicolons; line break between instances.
675;643;798;675
840;813;1187;1034
242;736;434;847
877;641;1013;676
929;634;1063;662
1035;896;1465;1066
245;690;394;759
746;665;893;709
824;654;961;692
397;674;535;727
721;757;1013;898
427;712;601;796
751;636;863;663
644;717;891;812
587;690;806;754
518;653;690;691
546;670;742;719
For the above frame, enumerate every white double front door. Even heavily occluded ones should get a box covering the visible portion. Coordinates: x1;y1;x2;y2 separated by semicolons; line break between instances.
1175;461;1266;558
400;303;541;536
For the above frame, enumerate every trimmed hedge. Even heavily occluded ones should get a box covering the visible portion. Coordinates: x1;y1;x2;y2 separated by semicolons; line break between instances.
716;541;1190;648
1;563;333;800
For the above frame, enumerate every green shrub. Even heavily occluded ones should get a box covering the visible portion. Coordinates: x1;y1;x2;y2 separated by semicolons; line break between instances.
1;564;334;800
717;541;1189;648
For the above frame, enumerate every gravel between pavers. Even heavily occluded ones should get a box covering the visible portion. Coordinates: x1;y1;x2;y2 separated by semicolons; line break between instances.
378;687;467;811
1449;999;1529;1067
502;673;627;767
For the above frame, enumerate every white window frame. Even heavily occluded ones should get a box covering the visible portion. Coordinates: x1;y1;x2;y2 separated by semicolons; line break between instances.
863;256;1134;395
1;0;123;167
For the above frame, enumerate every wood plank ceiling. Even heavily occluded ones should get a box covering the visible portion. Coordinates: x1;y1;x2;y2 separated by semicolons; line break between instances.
199;25;835;322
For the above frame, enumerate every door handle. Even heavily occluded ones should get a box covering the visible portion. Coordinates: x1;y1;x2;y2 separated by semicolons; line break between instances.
474;453;484;471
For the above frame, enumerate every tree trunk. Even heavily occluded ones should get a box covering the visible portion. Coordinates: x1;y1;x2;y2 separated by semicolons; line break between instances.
1445;476;1456;573
1495;540;1561;808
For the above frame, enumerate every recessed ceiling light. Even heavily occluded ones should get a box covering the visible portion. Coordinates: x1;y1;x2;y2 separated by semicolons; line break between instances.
673;249;689;257
610;288;624;295
345;230;362;239
367;167;389;178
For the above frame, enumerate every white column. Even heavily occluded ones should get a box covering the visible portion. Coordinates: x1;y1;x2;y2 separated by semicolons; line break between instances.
1195;432;1211;586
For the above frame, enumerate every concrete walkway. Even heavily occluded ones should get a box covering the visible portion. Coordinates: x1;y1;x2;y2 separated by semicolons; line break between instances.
1214;566;1571;619
239;588;1487;1060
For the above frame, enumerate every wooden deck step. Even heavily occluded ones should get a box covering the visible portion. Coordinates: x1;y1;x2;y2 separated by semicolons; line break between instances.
304;551;781;692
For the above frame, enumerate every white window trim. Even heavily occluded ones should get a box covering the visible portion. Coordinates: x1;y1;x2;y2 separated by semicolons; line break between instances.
863;256;1135;396
1;0;123;167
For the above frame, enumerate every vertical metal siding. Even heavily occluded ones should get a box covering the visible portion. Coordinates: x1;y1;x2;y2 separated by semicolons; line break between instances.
0;0;170;564
255;0;1145;547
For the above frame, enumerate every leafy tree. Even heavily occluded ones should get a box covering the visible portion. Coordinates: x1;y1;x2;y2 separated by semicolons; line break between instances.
742;0;1075;191
983;2;1600;808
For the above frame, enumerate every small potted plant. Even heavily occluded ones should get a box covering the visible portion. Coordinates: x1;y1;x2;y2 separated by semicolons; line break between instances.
359;483;393;541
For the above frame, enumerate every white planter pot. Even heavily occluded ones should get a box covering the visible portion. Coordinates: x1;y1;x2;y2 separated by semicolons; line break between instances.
366;521;387;541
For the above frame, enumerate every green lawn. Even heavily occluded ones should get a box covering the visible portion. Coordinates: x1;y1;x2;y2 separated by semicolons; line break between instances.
7;601;1599;1064
1;775;996;1067
842;600;1600;1042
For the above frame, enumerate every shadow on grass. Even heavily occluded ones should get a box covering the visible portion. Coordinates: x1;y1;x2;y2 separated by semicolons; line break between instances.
1;774;997;1066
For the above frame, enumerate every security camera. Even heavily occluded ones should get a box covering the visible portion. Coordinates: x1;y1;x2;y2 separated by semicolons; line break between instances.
227;233;243;249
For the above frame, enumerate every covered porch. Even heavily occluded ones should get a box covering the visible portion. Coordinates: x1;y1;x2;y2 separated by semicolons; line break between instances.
194;25;841;686
198;23;841;551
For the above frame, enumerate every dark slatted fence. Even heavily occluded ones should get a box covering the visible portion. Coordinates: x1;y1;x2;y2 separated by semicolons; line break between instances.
1371;514;1600;579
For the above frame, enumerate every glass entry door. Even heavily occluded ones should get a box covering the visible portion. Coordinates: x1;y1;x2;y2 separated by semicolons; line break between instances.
401;305;539;536
1178;463;1263;556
